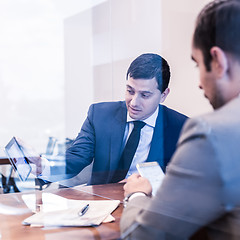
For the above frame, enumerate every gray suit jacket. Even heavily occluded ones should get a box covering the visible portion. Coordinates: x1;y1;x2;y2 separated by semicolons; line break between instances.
121;96;240;240
65;101;187;185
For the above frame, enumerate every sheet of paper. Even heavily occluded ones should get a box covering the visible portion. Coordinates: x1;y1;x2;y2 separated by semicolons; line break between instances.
22;193;70;213
22;198;120;227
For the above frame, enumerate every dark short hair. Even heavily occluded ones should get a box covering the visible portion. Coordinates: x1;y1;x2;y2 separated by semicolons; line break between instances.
126;53;170;93
193;0;240;71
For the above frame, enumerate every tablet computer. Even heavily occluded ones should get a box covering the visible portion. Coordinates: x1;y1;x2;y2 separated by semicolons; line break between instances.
5;137;32;181
136;161;165;196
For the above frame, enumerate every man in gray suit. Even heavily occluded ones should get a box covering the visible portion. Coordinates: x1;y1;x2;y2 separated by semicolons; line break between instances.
121;0;240;239
65;53;187;185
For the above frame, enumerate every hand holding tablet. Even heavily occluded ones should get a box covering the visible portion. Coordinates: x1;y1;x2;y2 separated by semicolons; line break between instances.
136;161;165;196
5;137;43;181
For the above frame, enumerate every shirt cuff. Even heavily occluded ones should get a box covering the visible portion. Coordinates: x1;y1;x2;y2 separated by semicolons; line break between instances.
123;192;147;207
128;192;147;201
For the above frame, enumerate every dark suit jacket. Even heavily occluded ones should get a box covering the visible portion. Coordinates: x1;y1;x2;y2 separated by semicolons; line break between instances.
66;101;187;184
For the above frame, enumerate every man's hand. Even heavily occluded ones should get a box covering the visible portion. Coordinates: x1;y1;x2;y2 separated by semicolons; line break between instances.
123;173;152;197
118;179;127;183
28;156;45;176
15;137;47;176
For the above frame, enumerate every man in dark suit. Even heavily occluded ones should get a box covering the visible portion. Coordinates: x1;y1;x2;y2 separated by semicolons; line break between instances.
65;53;187;185
121;1;240;239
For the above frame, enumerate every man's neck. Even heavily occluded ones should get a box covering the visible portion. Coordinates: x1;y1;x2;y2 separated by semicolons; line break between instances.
127;106;159;128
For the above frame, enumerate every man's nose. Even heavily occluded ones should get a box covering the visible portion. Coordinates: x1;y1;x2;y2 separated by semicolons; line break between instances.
131;94;140;106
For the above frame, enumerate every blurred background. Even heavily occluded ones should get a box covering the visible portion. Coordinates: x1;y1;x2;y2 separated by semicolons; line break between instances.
0;0;212;192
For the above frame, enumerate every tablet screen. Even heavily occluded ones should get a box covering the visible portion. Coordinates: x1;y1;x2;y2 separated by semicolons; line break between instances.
5;137;32;181
137;162;165;196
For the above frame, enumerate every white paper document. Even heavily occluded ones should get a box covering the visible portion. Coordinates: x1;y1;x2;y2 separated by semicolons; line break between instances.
22;193;120;227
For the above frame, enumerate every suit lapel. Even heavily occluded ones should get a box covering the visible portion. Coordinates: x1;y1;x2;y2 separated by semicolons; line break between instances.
147;105;165;167
108;102;127;180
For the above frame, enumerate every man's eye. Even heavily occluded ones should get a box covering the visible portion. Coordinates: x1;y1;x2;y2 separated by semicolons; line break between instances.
141;93;151;99
127;89;134;95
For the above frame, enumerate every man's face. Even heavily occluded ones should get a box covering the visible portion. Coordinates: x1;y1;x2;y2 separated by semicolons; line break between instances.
191;46;225;109
125;77;167;120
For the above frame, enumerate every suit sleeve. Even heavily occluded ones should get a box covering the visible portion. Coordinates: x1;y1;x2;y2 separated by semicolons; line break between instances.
121;118;225;239
65;104;95;177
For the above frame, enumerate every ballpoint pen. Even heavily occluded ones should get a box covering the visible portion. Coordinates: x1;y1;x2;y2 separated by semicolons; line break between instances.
78;204;89;216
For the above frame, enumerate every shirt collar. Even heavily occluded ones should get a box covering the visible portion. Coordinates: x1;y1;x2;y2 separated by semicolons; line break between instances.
127;105;159;128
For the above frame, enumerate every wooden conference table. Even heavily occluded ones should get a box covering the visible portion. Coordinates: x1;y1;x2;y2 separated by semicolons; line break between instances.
0;183;124;240
0;157;10;165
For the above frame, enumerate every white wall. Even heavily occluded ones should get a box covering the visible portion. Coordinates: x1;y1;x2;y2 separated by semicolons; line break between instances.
0;0;213;151
64;9;94;138
161;0;212;116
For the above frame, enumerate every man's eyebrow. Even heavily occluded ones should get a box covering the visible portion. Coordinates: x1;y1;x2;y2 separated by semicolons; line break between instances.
126;85;153;94
140;90;153;94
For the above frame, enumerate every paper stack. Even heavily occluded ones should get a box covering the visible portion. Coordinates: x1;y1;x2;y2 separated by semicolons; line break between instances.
22;193;120;227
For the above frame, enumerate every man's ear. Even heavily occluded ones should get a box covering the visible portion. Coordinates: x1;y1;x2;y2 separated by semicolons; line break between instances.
210;46;229;77
160;88;170;103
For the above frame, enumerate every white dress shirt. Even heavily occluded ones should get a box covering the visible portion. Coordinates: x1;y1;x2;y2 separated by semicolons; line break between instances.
124;106;159;178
